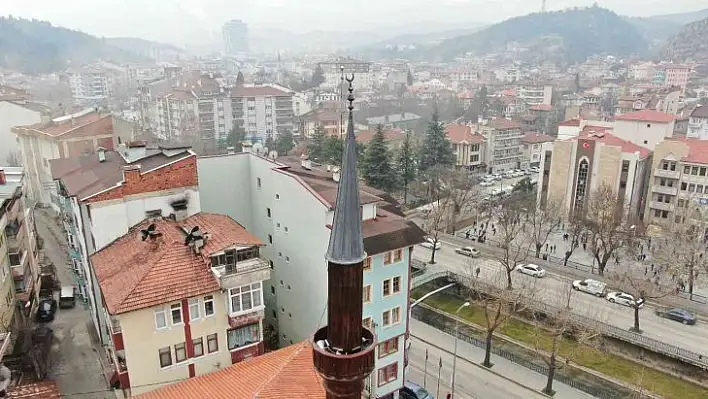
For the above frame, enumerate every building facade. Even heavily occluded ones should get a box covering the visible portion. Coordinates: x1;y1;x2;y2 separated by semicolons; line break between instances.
521;132;554;168
222;20;249;54
0;94;48;167
612;110;676;151
319;58;372;91
446;124;485;170
68;66;115;105
478;118;525;174
687;105;708;140
230;86;294;142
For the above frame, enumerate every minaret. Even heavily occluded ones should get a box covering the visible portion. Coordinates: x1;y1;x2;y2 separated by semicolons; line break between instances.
312;76;376;399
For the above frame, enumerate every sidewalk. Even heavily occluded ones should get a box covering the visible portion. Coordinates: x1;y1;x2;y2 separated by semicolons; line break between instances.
409;319;595;399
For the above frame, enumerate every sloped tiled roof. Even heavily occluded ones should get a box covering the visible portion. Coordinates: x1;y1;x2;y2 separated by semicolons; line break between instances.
136;341;325;399
666;137;708;165
231;86;291;97
576;127;650;159
521;132;554;144
355;128;405;144
6;381;61;398
557;119;581;127
614;109;675;123
691;105;708;119
91;213;262;314
446;124;484;144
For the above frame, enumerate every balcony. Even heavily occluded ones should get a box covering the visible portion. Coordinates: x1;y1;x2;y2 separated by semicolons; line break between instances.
654;168;680;179
211;257;271;290
650;201;675;212
651;185;678;196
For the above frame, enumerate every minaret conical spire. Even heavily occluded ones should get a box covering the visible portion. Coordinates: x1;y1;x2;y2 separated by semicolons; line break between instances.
325;76;365;265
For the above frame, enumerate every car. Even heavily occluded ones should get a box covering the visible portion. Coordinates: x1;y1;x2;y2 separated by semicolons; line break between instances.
606;291;644;308
420;237;442;250
400;381;434;399
655;308;697;325
572;279;607;297
36;298;58;322
455;246;481;257
492;174;502;180
480;180;494;187
515;263;546;278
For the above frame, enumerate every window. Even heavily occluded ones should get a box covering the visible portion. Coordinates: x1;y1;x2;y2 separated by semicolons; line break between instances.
661;161;669;170
271;285;276;295
175;343;187;363
382;310;391;326
257;177;262;188
391;307;401;324
207;333;219;353
378;362;398;386
393;249;403;262
189;299;200;321
659;178;666;186
643;140;648;145
693;166;699;175
363;257;372;271
661;210;668;219
393;276;401;294
204;295;215;316
227;324;260;350
646;124;651;128
193;338;204;357
702;167;707;177
573;159;589;210
170;303;183;325
678;199;685;208
266;208;271;218
378;337;399;358
382;280;391;297
699;185;704;194
689;184;695;192
681;182;687;191
159;347;172;368
671;162;676;171
275;194;280;199
684;166;691;174
384;252;392;265
155;308;167;329
363;317;373;329
268;234;273;244
654;209;661;217
363;285;372;303
228;282;263;314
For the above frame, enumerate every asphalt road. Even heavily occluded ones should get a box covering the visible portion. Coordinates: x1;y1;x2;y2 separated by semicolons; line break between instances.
413;239;708;359
407;319;594;399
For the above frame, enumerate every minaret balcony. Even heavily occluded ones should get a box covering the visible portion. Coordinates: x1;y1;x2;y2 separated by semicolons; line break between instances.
312;326;376;397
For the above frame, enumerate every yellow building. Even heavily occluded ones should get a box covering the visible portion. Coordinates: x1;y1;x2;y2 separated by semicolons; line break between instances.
446;124;485;170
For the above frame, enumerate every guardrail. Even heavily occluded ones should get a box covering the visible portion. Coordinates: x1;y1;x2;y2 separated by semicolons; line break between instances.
414;270;708;370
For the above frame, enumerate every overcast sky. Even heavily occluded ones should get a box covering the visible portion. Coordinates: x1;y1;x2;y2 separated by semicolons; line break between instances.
3;0;706;45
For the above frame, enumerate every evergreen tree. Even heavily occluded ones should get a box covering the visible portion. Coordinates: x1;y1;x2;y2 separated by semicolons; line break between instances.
362;125;397;191
275;131;295;155
307;126;327;160
265;133;275;150
418;110;455;173
396;130;417;204
324;135;344;166
311;65;325;87
224;125;246;151
236;71;245;87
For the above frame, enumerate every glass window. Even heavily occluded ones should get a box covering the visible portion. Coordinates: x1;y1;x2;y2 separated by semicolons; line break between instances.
170;303;182;325
392;307;401;324
155;308;167;329
377;362;398;386
574;159;589;210
193;338;204;357
689;184;695;192
670;162;676;171
681;182;687;191
684;165;691;174
189;299;200;321
701;168;707;176
363;257;371;271
229;282;263;314
175;343;187;362
204;295;215;316
378;337;399;358
363;317;373;329
659;178;666;186
393;249;403;262
382;310;391;326
692;166;699;175
383;252;392;265
207;333;219;353
382;280;391;296
363;285;372;303
699;185;704;194
227;324;260;350
158;347;172;368
393;277;401;294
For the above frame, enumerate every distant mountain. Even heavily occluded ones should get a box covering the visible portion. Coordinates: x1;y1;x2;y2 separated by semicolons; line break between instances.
427;6;648;63
625;17;683;45
647;8;708;25
662;17;708;62
104;37;185;61
0;17;146;74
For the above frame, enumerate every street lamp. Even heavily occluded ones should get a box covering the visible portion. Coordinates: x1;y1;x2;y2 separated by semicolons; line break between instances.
451;301;470;398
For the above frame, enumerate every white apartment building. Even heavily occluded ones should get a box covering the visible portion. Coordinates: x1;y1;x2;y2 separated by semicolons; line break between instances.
687;105;708;139
230;86;294;142
517;85;553;106
477;118;525;174
0;96;47;168
613;109;676;151
68;66;116;105
319;58;372;91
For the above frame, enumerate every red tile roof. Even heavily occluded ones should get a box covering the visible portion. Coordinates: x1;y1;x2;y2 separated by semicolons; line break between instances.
666;137;708;164
14;112;113;139
529;104;553;111
614;110;675;123
91;213;262;314
231;86;291;97
576;127;650;159
521;132;554;144
6;381;61;398
446;124;484;144
137;341;325;399
356;128;405;144
557;119;581;127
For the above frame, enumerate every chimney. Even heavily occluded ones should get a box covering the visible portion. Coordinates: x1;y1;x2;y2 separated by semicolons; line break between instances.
122;165;141;185
0;169;5;185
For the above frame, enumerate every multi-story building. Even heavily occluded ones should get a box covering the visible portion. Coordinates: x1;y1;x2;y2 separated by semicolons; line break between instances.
197;150;425;398
537;126;651;219
318;58;372;91
90;213;270;396
299;108;351;138
49;142;199;344
222;20;249;54
687;105;708;139
520;132;554;168
12;109;116;207
446;124;485;170
366;113;421;131
477;118;524;174
68;66;116;105
0;91;49;169
613;109;676;151
230;86;294;142
0;167;40;331
644;138;708;226
662;64;691;89
355;128;407;151
517;85;553;106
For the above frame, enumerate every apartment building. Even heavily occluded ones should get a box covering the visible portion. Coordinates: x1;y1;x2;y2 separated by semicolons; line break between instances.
446;124;485;170
521;132;554;168
654;64;691;89
197;152;425;398
222;19;249;54
477;118;525;174
537;126;651;218
517;85;553;106
91;213;270;396
0;167;40;331
687;105;708;140
300;108;351;138
49;142;199;344
613;110;676;151
319;58;372;91
12;109;116;207
68;66;115;105
644;138;708;226
0;87;49;166
366;113;421;131
230;86;294;142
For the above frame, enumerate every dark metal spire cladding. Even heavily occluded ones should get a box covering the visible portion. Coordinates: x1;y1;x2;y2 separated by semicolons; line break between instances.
325;75;365;265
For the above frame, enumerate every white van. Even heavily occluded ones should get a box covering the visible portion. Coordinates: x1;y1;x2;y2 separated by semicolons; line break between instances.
572;279;607;297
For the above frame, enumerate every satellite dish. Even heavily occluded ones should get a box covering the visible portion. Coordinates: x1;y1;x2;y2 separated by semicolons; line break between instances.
252;142;264;154
268;150;278;159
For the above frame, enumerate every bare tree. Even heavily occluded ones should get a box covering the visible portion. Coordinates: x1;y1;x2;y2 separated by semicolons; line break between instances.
493;199;533;290
562;210;586;266
525;197;561;258
609;270;673;333
421;200;447;264
583;184;633;276
438;169;483;233
5;151;22;167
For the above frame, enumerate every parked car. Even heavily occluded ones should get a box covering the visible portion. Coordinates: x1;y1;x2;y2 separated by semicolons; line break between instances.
400;381;434;399
36;299;58;322
572;279;607;297
655;308;697;325
606;291;644;308
420;237;442;250
515;263;546;278
492;174;502;181
480;180;494;187
455;246;481;258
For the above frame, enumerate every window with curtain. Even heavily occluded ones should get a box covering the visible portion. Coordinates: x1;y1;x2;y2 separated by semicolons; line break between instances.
227;323;260;350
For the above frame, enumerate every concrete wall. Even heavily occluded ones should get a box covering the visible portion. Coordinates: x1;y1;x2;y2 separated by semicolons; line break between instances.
594;144;622;192
0;217;14;331
613;120;674;151
547;141;573;209
0;102;41;167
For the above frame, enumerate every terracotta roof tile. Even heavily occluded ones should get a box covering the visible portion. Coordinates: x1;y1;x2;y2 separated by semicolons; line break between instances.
446;124;484;144
22;112;106;137
575;127;650;159
521;132;554;144
136;341;325;399
91;213;262;314
614;110;675;123
666;137;708;164
557;119;581;127
356;128;405;144
6;381;61;398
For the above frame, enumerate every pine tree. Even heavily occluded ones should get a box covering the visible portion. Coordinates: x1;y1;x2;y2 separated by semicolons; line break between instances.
324;135;344;166
236;71;245;87
265;133;275;150
276;131;295;155
418;110;455;173
307;126;327;160
396;130;417;204
362;125;396;191
224;125;246;151
311;65;325;88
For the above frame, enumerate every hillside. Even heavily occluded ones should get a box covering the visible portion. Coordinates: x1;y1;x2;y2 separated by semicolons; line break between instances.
662;17;708;62
427;6;647;62
648;8;708;25
0;17;146;74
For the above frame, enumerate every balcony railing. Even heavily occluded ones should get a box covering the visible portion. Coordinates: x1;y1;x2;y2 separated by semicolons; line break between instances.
211;257;271;290
650;201;675;212
651;185;678;196
654;169;680;179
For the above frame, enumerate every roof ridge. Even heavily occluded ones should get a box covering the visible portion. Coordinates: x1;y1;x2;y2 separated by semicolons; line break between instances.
56;114;108;137
252;341;312;396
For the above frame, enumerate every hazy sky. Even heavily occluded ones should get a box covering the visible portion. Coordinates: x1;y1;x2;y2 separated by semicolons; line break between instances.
3;0;706;45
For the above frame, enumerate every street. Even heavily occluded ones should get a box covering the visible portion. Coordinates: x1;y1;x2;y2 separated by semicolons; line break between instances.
413;238;708;360
35;209;115;399
407;319;595;399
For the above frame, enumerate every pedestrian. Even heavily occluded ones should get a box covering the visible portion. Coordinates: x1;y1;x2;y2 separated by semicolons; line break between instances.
615;256;620;265
466;230;471;239
545;243;549;252
651;263;654;271
582;242;587;251
653;271;657;277
475;267;481;278
644;266;648;275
